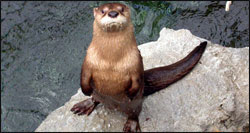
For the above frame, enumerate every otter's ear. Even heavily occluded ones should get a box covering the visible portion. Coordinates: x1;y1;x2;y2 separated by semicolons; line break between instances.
93;8;98;17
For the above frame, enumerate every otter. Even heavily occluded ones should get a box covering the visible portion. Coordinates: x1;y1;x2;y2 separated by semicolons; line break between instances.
70;3;207;132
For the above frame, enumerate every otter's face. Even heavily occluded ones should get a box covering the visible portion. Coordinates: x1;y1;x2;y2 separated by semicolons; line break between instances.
94;3;131;32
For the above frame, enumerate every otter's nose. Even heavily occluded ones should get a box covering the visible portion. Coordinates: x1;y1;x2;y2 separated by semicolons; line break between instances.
108;11;119;18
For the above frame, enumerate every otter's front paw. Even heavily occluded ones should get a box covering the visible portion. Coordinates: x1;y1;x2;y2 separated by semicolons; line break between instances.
71;98;99;116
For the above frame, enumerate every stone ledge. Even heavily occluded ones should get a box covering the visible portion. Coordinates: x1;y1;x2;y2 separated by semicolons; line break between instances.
35;28;249;132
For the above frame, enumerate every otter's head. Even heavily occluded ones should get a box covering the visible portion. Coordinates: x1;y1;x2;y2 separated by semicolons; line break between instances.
93;3;131;32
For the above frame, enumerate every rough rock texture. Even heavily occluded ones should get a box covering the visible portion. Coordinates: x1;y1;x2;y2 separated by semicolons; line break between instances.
35;28;249;132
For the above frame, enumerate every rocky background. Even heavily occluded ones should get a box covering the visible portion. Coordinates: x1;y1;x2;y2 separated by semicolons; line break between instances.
35;28;249;132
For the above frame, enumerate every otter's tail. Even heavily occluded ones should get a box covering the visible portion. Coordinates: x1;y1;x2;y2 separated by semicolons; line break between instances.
143;41;207;96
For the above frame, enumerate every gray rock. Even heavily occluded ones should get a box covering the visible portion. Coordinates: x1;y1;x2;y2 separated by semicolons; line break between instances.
35;28;249;132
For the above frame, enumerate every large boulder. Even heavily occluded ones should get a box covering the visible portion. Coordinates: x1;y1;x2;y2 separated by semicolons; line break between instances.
35;28;249;132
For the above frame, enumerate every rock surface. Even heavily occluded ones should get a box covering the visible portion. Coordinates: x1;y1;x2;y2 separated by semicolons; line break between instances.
35;28;249;132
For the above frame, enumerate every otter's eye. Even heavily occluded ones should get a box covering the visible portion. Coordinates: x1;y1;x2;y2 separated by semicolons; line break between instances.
101;10;104;14
121;8;124;12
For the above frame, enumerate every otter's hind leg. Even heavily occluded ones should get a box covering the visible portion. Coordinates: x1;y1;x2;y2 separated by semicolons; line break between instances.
123;115;141;132
71;97;100;116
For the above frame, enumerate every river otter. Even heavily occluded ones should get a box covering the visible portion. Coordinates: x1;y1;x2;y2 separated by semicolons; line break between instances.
70;3;207;132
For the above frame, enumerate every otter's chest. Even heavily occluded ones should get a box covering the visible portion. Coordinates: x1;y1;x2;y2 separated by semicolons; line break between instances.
86;46;140;71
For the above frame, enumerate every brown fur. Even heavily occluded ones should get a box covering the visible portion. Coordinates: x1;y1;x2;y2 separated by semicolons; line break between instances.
80;3;144;119
71;3;207;132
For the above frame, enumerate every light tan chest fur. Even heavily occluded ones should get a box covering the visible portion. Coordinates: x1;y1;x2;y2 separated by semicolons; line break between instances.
85;44;142;97
86;45;141;72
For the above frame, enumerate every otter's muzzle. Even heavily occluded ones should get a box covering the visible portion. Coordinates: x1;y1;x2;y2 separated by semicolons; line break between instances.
108;11;119;18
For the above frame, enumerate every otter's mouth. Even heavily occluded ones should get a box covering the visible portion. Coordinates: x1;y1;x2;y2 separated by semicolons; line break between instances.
106;22;123;26
100;16;127;32
108;22;119;25
103;22;124;32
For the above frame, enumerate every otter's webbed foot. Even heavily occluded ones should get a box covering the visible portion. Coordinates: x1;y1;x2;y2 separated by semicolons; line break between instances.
71;98;99;116
123;116;141;132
